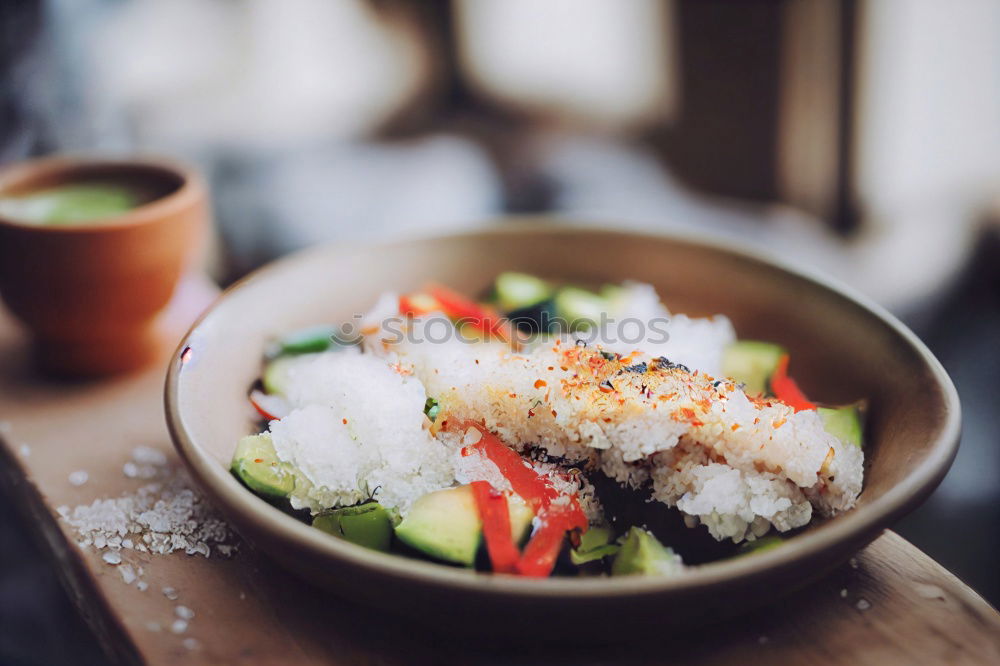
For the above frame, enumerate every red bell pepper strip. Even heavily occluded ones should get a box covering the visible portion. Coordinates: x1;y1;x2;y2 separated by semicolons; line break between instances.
461;422;588;577
470;481;520;574
516;518;566;577
426;284;512;342
399;292;443;317
249;389;289;421
770;354;817;412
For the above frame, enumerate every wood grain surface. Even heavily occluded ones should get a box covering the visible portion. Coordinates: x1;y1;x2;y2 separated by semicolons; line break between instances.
0;278;997;665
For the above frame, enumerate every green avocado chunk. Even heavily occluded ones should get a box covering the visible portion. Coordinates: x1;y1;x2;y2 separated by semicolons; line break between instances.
818;402;866;448
230;434;298;499
494;272;554;311
312;502;393;551
720;340;787;396
611;527;683;576
570;527;620;565
394;485;534;567
554;287;608;330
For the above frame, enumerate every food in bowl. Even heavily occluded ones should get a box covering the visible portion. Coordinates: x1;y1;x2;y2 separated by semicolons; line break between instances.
231;273;865;578
0;177;167;226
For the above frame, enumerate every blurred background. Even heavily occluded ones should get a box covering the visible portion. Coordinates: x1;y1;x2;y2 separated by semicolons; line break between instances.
1;0;999;662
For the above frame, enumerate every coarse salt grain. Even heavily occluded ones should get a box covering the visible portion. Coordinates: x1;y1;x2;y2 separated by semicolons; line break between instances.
175;606;195;620
137;581;149;592
856;598;871;611
119;565;137;584
102;551;122;565
840;588;848;598
69;470;89;486
182;638;201;651
58;449;237;569
163;587;179;601
170;619;188;634
19;444;30;457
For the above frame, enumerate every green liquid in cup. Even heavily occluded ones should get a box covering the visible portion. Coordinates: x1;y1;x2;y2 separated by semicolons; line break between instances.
0;180;158;226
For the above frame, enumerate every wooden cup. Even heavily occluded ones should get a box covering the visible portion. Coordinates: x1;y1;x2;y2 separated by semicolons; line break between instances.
0;156;208;376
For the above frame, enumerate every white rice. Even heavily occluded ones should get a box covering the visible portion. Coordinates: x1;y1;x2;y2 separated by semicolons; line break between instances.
268;347;455;516
264;283;862;544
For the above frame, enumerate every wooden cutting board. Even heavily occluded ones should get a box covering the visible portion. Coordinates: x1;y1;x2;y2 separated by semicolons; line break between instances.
0;277;998;665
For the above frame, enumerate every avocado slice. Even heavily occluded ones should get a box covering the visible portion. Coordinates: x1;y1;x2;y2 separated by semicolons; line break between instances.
720;340;787;396
494;272;554;312
570;527;620;565
394;485;534;567
554;287;608;330
230;434;299;499
611;527;683;576
313;502;392;551
818;402;866;448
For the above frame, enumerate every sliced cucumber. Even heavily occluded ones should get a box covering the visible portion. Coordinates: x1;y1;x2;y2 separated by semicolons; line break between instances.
494;272;553;312
819;402;866;448
721;340;787;396
394;485;534;567
262;355;299;395
611;527;682;576
570;527;620;565
554;287;607;330
313;502;392;551
276;324;339;356
231;434;298;499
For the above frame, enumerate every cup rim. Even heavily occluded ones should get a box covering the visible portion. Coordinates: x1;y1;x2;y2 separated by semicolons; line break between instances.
0;154;205;234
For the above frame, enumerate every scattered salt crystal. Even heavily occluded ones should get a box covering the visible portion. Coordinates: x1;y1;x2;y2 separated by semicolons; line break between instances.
122;462;139;478
849;557;859;569
856;598;871;611
132;446;168;466
170;619;188;634
757;636;769;645
914;583;947;601
119;565;136;585
145;622;162;632
162;587;179;601
840;588;848;598
137;581;148;592
182;638;201;651
69;470;89;486
19;444;30;457
102;551;122;565
58;450;237;565
175;606;195;620
239;592;246;601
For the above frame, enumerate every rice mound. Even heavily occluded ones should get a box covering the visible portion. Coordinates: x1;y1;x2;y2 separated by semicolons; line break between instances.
268;347;455;516
374;314;863;543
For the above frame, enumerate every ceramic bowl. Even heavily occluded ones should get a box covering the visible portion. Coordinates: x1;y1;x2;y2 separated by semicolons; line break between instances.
166;224;959;633
0;155;207;376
